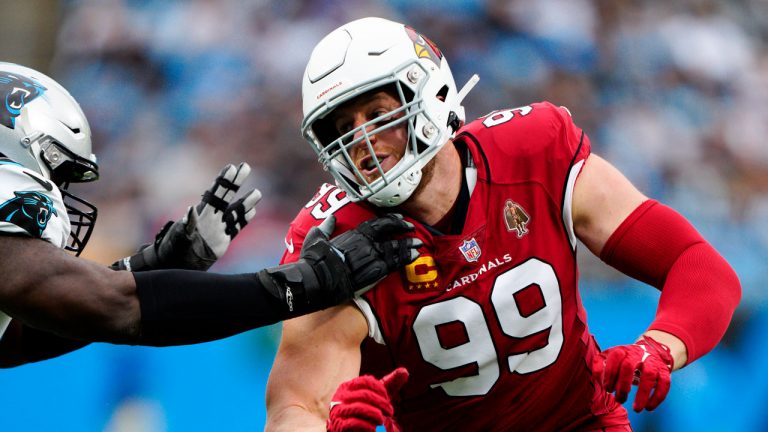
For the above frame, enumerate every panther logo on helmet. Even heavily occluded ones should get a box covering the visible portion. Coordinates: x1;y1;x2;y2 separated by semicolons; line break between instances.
0;72;46;129
0;191;57;238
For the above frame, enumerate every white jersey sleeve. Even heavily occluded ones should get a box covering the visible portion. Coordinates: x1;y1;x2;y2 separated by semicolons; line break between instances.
0;159;70;249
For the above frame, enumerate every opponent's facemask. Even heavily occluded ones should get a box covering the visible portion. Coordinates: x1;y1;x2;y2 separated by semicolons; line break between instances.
0;62;98;255
301;17;478;207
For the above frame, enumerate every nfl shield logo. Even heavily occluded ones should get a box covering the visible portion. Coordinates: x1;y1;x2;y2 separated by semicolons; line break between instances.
459;238;482;262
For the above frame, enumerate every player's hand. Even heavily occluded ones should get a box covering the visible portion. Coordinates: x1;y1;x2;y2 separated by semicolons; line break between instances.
301;214;422;305
175;162;262;263
592;335;674;412
327;367;409;432
255;214;420;314
112;162;261;271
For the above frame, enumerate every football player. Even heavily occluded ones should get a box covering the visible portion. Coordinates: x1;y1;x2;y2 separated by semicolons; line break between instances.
265;17;741;431
0;62;421;367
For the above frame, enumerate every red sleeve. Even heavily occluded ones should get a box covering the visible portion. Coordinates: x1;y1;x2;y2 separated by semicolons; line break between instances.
600;200;742;363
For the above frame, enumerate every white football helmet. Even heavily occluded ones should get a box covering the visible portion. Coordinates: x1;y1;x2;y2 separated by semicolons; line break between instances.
301;17;478;207
0;62;99;254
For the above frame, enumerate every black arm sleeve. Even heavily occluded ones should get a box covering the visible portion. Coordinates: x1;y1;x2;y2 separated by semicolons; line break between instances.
132;267;318;347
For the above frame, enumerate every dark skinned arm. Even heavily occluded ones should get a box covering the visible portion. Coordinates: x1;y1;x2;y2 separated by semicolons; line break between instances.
0;215;421;366
0;236;140;344
0;236;138;367
0;319;89;368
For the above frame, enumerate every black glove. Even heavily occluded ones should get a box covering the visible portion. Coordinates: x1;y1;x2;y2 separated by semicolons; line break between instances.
258;214;422;314
112;162;262;271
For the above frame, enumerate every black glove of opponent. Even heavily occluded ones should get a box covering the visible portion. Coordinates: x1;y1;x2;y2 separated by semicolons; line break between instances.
258;214;422;314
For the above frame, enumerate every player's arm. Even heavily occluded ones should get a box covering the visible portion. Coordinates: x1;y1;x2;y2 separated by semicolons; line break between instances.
0;162;263;365
0;235;139;344
0;319;89;368
0;215;418;348
134;215;419;346
573;154;741;410
265;304;368;431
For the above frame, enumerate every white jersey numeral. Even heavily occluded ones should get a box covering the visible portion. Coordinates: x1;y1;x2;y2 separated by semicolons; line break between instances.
306;184;350;219
414;297;500;396
413;258;563;396
481;105;533;128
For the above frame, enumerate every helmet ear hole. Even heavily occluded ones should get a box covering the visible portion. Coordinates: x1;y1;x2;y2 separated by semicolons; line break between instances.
436;85;449;102
400;84;414;104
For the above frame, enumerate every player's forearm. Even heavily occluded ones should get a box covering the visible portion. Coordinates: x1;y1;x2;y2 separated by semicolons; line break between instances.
265;406;328;432
131;269;290;346
266;307;367;432
0;236;140;342
646;241;740;364
130;263;344;346
0;320;90;368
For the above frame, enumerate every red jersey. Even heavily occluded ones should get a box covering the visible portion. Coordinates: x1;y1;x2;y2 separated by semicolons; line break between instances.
282;102;628;431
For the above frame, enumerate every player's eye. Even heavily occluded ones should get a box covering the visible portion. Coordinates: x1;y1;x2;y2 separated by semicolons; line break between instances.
372;109;394;124
335;121;352;135
332;120;355;146
375;110;405;131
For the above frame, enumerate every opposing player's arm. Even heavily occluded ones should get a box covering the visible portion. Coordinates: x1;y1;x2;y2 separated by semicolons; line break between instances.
0;235;140;343
0;213;417;363
266;304;368;431
0;319;90;368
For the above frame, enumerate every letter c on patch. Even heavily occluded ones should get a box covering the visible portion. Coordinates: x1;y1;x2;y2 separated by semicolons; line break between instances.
406;256;438;283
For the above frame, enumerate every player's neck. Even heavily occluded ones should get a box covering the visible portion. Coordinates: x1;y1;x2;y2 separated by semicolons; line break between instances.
398;142;462;226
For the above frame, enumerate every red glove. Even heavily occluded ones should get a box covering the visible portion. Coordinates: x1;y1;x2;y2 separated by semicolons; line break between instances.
327;367;409;432
592;335;674;412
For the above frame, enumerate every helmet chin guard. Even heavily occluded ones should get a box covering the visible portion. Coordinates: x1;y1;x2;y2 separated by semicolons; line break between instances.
301;17;478;207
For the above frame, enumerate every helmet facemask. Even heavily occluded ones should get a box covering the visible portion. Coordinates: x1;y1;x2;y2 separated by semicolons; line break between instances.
58;186;97;255
301;18;477;207
39;135;99;255
304;67;444;206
